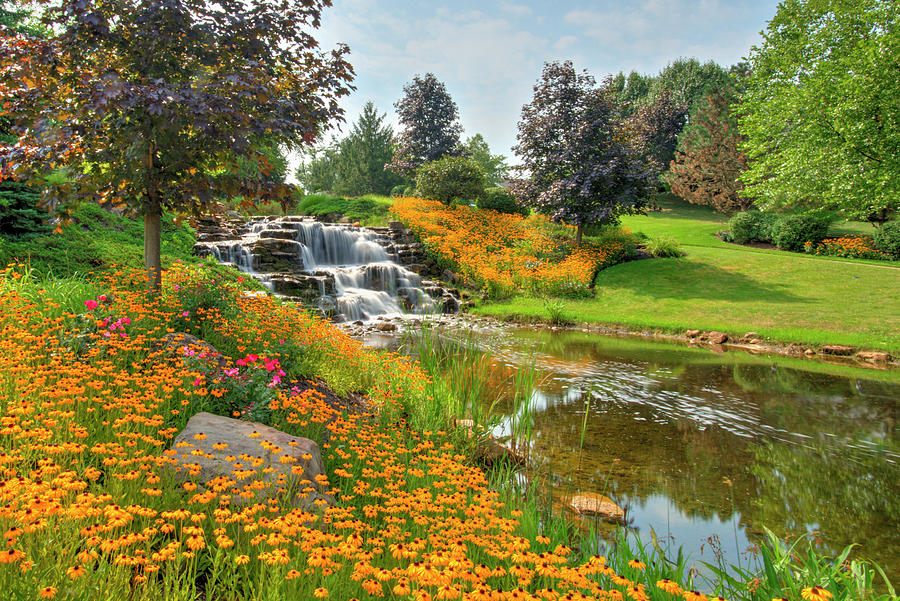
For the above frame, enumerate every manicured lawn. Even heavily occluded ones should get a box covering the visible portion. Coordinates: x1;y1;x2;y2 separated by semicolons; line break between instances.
476;197;900;352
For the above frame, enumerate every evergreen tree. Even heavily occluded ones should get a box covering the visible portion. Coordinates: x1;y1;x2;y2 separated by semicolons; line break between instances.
668;87;754;213
333;102;405;196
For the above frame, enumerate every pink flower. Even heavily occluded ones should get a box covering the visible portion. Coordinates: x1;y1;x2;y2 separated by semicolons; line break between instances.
84;300;98;310
98;295;107;302
181;311;190;318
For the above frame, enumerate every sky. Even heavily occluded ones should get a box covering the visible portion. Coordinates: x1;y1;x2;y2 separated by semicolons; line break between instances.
290;0;781;179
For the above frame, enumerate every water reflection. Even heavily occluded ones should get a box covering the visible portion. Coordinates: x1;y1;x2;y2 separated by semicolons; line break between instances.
443;328;900;580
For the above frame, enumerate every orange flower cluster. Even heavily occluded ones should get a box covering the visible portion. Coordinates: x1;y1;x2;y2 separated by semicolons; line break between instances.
0;262;710;600
391;197;630;296
803;235;893;261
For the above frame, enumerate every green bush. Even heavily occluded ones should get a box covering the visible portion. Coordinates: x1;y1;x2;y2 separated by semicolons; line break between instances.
390;184;406;197
728;210;776;244
771;214;832;252
416;156;485;205
644;236;682;258
477;187;527;216
874;221;900;257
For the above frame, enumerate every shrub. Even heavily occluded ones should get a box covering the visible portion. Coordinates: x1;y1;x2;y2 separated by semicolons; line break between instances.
390;184;406;197
728;210;776;244
477;187;527;216
874;221;900;257
644;236;682;258
771;214;831;252
416;156;485;205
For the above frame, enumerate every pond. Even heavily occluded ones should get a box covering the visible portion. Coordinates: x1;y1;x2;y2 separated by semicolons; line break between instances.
375;325;900;583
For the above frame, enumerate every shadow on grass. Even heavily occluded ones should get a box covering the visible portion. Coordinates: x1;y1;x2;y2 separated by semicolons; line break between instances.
598;259;803;303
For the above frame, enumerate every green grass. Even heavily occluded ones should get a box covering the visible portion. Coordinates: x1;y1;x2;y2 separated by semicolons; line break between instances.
296;193;394;225
475;196;900;352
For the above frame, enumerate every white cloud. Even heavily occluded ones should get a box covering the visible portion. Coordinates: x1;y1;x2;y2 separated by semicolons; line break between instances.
553;35;579;52
499;2;533;18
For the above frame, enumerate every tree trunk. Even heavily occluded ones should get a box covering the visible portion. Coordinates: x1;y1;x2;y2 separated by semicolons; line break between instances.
144;201;162;293
575;224;583;246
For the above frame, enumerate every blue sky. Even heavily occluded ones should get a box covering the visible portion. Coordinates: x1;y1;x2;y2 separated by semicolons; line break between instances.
296;0;781;175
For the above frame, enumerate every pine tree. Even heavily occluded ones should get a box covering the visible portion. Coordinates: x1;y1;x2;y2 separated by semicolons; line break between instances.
334;102;405;196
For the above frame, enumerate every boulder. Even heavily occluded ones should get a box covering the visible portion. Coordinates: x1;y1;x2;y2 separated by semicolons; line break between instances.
473;438;525;467
743;332;760;340
568;493;625;522
375;321;397;332
167;412;332;510
821;345;856;356
705;331;728;344
685;329;701;338
856;351;891;363
442;294;460;314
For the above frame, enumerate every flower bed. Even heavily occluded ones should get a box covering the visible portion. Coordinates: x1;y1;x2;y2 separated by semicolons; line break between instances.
1;262;706;601
391;197;634;297
803;235;895;261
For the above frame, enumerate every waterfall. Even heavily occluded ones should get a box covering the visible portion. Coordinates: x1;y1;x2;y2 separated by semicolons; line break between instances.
197;216;453;322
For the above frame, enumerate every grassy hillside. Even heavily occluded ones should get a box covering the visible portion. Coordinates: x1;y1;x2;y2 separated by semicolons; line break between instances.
475;197;900;352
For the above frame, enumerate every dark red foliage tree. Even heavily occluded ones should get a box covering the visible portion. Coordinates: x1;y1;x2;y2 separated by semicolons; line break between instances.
667;89;754;213
512;61;653;245
387;73;463;178
628;90;689;177
0;0;354;290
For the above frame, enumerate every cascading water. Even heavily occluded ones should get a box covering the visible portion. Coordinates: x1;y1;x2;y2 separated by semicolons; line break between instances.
197;216;451;322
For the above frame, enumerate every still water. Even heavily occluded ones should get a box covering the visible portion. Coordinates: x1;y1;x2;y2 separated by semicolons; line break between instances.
388;326;900;582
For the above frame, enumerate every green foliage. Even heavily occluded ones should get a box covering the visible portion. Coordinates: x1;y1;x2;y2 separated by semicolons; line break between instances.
463;134;509;187
0;180;49;240
416;156;485;205
0;203;196;277
728;210;777;244
644;236;682;258
771;215;832;252
390;184;407;197
873;221;900;257
739;0;900;222
477;187;527;216
388;73;464;176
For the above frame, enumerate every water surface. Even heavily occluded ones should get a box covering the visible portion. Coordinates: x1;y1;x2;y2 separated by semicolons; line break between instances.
399;327;900;581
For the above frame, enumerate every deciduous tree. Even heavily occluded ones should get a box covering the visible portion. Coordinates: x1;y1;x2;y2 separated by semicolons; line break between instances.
0;0;354;290
464;134;509;187
387;73;463;177
512;61;653;245
739;0;900;222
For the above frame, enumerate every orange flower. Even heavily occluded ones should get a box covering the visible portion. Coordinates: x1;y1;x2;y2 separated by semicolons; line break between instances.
39;587;57;599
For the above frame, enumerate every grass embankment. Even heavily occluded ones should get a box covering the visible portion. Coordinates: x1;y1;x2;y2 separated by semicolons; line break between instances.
473;197;900;353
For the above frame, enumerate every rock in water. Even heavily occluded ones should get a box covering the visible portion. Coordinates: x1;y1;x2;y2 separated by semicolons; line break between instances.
568;493;625;522
167;412;332;511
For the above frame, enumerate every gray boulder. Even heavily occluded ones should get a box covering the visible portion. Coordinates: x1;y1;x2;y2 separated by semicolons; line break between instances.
167;412;332;511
